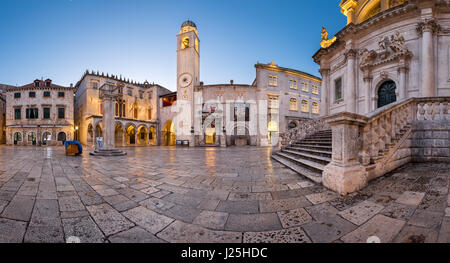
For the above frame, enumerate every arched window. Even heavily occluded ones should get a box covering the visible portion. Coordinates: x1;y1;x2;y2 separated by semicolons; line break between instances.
115;103;119;117
377;80;397;108
301;100;309;113
289;98;298;111
312;102;319;114
288;122;297;130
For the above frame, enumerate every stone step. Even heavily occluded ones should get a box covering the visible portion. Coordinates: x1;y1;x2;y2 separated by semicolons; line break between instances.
294;141;332;147
292;144;332;151
275;151;326;173
271;155;322;184
285;146;332;158
282;149;332;165
301;139;332;143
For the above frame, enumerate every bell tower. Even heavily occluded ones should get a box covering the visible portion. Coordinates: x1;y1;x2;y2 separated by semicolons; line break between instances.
176;20;200;145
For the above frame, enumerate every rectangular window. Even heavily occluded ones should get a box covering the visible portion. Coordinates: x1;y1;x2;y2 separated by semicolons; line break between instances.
312;84;319;95
43;91;51;97
58;92;65;98
268;75;278;86
301;81;309;92
234;103;250;122
139;92;143;99
128;90;133;96
289;79;298;90
29;92;36;98
14;92;21;99
58;108;65;119
43;108;51;119
149;92;153;100
335;78;342;101
148;108;152;120
26;108;39;119
14;108;21;120
92;82;98;90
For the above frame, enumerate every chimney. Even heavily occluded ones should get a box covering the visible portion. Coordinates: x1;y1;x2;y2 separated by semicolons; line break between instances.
70;83;73;88
230;80;234;85
200;81;204;86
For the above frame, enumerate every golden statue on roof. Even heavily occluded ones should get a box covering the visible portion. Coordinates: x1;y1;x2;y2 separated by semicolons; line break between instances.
320;27;337;49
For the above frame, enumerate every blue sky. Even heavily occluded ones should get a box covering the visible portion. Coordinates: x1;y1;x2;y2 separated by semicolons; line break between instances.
0;0;345;91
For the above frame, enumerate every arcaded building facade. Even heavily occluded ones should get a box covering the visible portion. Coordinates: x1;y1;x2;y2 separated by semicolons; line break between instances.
315;0;450;116
159;21;322;147
0;88;5;144
4;79;75;146
74;72;172;147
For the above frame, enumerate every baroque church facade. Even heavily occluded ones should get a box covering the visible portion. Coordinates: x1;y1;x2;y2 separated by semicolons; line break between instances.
315;0;450;116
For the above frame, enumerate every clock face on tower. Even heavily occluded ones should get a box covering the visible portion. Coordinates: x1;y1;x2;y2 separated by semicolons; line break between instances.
178;73;193;88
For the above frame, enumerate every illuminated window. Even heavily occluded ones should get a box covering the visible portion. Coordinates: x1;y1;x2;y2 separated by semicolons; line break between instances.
181;37;190;49
134;107;138;119
268;75;278;87
301;100;309;113
289;98;298;111
301;81;309;92
312;102;319;114
195;38;199;52
148;108;152;120
289;79;298;90
312;84;319;95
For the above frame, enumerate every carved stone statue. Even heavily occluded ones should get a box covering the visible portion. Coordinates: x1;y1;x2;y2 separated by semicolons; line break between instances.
389;31;406;53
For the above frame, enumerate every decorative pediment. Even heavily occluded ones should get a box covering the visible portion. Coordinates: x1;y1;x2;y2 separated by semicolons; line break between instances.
359;31;412;70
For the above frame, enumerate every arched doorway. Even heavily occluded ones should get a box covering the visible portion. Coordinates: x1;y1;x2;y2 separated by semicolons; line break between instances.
95;124;102;138
57;132;66;145
137;126;148;146
42;132;51;145
126;125;136;145
377;80;397;108
204;120;216;145
233;125;250;146
87;124;94;144
14;132;22;145
28;132;37;145
163;120;176;146
149;126;156;145
288;121;297;130
115;123;124;147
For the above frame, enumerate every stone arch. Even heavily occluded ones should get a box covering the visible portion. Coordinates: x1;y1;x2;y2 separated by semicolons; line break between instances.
13;132;22;145
42;131;52;145
288;121;298;130
115;122;124;147
95;123;102;138
137;125;148;146
371;73;399;110
162;120;176;146
57;132;66;145
87;124;94;144
125;123;136;145
232;123;251;146
377;80;397;108
149;126;157;145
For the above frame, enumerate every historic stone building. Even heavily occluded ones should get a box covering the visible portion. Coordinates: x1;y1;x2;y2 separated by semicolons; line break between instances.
74;72;172;148
3;79;75;146
274;0;450;195
0;87;6;144
159;21;322;147
316;0;449;116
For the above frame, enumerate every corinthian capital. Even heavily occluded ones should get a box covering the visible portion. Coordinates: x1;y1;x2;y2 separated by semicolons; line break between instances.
417;19;440;36
345;49;357;60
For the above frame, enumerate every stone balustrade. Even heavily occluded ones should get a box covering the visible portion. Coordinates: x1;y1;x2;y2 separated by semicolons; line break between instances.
279;118;330;146
323;97;450;195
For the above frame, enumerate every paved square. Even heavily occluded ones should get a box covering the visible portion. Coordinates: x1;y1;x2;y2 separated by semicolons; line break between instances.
0;146;449;243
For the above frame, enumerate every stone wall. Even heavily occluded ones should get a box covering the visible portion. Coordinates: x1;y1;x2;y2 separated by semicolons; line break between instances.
411;120;450;162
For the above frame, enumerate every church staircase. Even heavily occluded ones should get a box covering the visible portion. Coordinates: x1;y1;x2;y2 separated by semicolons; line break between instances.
272;130;332;184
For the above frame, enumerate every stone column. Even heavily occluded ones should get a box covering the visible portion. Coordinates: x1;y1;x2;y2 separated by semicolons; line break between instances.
322;112;369;195
346;49;357;113
419;19;438;97
362;69;373;114
398;66;408;100
319;68;330;116
100;93;116;150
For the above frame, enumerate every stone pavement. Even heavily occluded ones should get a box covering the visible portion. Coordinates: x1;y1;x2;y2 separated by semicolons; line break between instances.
0;145;449;243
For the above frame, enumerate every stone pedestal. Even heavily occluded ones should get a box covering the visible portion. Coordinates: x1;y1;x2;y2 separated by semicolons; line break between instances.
322;112;368;195
90;85;126;156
